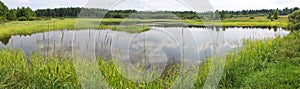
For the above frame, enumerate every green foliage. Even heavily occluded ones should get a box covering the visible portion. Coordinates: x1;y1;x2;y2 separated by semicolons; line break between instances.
220;10;226;19
16;7;35;20
243;58;300;88
274;9;279;19
0;1;9;17
28;17;35;21
288;10;300;30
0;1;36;22
0;17;7;24
267;13;272;19
59;17;65;20
18;16;27;21
0;50;79;88
218;31;300;88
28;17;42;21
44;18;51;20
33;17;42;20
35;7;299;20
6;10;17;21
249;16;254;19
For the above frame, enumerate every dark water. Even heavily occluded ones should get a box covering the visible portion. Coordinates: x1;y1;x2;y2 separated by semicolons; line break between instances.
0;27;289;63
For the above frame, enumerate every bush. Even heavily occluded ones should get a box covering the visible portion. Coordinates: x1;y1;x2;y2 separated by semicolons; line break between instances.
28;17;43;21
0;17;7;24
28;17;35;21
288;23;300;30
59;17;65;20
288;10;300;30
44;18;51;20
18;16;27;21
249;16;254;19
34;17;43;20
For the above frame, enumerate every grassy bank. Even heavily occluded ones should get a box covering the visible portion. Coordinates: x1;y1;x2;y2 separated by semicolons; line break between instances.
0;18;156;40
0;31;299;88
194;30;300;88
0;49;191;88
217;31;300;88
185;16;289;27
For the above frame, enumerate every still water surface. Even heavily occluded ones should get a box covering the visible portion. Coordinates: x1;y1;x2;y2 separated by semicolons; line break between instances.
0;27;289;63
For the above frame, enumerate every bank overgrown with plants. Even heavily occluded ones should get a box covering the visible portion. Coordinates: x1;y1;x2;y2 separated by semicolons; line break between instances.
0;29;299;89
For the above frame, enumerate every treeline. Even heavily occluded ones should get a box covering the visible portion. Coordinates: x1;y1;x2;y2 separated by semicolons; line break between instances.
217;7;299;17
36;7;201;19
1;0;300;22
35;7;299;20
0;1;39;23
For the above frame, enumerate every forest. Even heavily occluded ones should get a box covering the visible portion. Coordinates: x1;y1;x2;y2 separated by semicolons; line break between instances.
35;7;299;19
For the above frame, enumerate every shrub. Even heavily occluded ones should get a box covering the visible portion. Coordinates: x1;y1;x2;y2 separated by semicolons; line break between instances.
28;17;35;21
288;23;300;30
28;17;43;21
44;18;51;20
288;10;300;30
59;17;65;20
249;16;254;19
18;16;27;21
0;17;7;24
267;13;272;19
34;17;43;20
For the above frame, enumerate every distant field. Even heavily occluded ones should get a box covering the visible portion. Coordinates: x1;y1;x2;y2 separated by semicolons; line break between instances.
0;18;163;40
184;16;289;27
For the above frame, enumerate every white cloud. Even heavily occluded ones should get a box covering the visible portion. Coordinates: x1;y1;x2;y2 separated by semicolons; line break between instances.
20;0;30;3
209;0;300;10
2;0;300;11
110;0;191;11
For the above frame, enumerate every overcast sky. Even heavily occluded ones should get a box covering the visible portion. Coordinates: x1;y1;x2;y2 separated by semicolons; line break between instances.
1;0;300;11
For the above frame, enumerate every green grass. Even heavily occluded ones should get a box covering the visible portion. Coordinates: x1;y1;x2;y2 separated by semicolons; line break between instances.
0;18;157;40
0;50;79;88
184;16;289;27
243;58;300;88
0;49;191;88
1;31;299;88
217;31;300;88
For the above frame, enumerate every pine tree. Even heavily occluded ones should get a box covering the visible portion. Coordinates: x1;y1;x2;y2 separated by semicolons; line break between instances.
16;7;35;20
0;1;9;17
273;9;279;20
6;10;17;21
267;13;272;19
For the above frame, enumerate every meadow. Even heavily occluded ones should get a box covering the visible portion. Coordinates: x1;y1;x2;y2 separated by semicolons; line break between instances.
0;18;161;40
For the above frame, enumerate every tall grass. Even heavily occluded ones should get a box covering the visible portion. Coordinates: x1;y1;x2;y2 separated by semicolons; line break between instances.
217;31;300;88
0;49;79;88
0;49;201;88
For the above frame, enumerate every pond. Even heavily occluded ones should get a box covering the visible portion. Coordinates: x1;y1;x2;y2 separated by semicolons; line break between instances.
0;27;290;64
